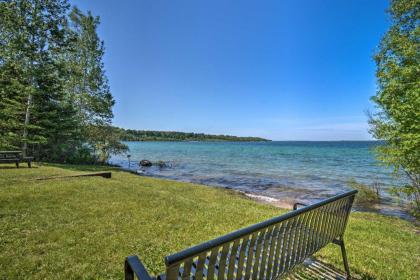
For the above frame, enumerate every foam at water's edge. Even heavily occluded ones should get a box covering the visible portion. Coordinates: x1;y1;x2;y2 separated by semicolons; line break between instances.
244;193;279;203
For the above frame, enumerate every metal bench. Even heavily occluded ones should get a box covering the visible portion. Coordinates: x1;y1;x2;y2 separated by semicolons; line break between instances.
0;151;33;168
125;190;357;280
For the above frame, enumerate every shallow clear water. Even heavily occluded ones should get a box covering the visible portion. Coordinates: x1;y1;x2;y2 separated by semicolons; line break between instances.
111;141;410;218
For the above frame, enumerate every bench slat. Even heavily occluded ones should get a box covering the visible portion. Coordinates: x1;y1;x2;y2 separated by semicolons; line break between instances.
289;217;302;272
259;226;273;279
265;224;279;279
291;214;305;270
243;231;257;279
195;252;207;280
334;199;347;238
299;212;313;263
217;243;230;279
278;218;291;275
181;257;192;279
227;239;240;279
288;218;301;273
325;203;336;244
271;222;285;277
234;235;249;280
329;199;343;240
251;228;267;279
206;247;219;280
313;208;324;254
164;263;179;280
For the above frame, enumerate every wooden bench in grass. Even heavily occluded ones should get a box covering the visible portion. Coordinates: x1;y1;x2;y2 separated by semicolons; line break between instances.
125;190;358;280
0;151;33;168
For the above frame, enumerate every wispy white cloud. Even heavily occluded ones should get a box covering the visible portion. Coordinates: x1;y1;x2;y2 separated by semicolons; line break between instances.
296;122;368;131
232;116;372;140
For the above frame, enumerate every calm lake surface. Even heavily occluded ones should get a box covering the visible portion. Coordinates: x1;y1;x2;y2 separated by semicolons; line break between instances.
111;141;409;218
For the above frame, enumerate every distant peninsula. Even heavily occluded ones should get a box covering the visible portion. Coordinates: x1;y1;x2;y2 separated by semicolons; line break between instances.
113;127;270;142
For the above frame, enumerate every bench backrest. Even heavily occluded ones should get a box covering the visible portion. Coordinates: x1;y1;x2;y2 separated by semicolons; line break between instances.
163;190;356;280
0;151;22;160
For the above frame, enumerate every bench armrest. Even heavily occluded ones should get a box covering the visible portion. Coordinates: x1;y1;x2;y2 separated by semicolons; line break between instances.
293;202;308;210
125;255;154;280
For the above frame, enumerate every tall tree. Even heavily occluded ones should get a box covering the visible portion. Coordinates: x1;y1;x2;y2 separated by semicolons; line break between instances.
0;48;27;150
370;0;420;216
66;7;114;127
1;1;126;163
66;7;127;163
0;0;73;156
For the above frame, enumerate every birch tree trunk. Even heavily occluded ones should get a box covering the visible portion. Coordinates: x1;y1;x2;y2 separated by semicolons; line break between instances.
22;93;32;157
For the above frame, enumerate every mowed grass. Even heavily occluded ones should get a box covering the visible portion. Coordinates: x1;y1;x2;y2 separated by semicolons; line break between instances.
0;164;419;279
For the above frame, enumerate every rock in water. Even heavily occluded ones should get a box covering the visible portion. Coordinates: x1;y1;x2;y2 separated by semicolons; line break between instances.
157;161;167;168
140;160;152;167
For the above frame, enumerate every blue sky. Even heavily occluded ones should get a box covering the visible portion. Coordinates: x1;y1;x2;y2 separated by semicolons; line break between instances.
70;0;389;140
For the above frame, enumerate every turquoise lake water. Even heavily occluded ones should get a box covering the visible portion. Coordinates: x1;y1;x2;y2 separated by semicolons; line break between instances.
111;141;408;213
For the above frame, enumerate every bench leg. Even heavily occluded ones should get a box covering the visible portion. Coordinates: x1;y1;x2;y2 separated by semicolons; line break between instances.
16;161;19;168
334;238;351;279
28;161;32;168
124;259;134;280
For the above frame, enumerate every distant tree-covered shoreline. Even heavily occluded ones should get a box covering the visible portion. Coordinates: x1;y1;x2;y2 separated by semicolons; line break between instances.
113;127;270;142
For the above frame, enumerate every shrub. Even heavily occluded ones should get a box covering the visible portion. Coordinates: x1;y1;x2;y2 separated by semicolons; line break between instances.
389;185;420;219
348;179;381;205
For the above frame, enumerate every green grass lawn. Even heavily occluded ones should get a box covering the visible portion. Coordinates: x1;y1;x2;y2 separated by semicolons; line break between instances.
0;164;419;279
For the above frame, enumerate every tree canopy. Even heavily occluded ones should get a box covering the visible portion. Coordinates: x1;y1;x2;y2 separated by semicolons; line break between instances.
0;0;127;163
370;0;419;216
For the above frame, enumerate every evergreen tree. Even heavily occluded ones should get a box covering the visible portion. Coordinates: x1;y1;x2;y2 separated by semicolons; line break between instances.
0;0;75;157
0;47;27;150
0;0;126;163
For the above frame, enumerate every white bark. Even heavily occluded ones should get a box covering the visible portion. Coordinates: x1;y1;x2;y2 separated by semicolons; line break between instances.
22;93;32;157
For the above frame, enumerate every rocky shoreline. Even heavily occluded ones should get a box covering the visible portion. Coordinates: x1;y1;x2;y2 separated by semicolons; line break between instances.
116;162;416;222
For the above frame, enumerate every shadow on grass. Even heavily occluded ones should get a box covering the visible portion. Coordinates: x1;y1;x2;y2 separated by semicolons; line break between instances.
44;162;119;172
0;166;38;169
288;257;372;280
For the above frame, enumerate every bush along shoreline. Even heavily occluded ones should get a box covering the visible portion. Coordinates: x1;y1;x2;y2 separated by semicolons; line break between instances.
346;178;418;222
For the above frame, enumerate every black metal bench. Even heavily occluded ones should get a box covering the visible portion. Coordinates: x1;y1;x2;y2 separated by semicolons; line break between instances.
0;151;33;168
125;190;357;280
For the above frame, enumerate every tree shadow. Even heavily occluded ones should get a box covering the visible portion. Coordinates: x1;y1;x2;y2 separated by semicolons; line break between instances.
0;165;38;169
44;163;118;172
